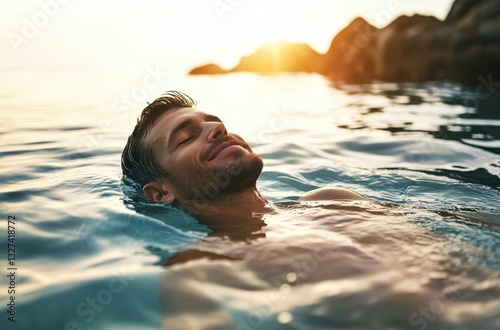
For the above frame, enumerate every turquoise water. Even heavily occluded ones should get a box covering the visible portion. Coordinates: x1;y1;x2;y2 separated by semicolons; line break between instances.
1;70;500;329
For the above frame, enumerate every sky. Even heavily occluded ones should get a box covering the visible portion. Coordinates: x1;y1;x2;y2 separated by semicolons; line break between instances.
0;0;455;75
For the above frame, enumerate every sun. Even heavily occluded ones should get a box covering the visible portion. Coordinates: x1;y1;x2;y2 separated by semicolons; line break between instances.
206;0;334;69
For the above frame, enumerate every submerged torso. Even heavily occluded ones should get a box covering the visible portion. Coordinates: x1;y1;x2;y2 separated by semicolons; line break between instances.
161;201;500;329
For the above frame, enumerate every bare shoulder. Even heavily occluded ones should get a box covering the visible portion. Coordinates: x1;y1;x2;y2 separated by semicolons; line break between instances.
300;187;370;202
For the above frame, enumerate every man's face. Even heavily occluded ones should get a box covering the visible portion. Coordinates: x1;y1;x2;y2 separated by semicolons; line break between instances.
144;107;263;203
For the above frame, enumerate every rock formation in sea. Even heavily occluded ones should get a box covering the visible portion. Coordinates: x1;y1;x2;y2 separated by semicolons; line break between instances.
190;42;323;75
189;0;500;85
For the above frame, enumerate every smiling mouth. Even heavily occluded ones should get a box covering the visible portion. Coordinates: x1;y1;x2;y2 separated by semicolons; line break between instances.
212;145;243;160
208;141;245;161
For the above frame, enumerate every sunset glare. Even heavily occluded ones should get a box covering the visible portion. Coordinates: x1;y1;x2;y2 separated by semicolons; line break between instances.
1;0;454;74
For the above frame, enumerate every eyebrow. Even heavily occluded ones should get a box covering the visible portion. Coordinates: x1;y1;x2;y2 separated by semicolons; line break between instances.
204;114;222;122
167;113;222;147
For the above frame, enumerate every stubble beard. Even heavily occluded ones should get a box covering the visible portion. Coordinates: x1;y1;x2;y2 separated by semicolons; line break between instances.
171;152;264;205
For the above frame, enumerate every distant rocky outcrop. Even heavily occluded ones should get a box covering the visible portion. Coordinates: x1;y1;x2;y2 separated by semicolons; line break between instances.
189;0;500;85
190;63;226;75
191;42;323;74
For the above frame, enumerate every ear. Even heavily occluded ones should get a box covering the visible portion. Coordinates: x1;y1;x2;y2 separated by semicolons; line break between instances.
143;181;176;204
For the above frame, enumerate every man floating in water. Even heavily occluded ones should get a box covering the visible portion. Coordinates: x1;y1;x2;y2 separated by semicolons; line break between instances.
120;93;493;329
122;91;368;211
121;91;369;262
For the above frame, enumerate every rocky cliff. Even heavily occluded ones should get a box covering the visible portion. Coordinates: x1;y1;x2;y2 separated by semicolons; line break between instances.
190;0;500;85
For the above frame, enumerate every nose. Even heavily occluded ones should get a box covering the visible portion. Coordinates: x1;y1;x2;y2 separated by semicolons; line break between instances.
207;122;228;142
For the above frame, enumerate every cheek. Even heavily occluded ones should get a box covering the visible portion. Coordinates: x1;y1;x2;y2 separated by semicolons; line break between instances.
169;145;203;171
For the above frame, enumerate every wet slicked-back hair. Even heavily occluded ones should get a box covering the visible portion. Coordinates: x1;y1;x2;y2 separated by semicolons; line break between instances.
121;91;196;187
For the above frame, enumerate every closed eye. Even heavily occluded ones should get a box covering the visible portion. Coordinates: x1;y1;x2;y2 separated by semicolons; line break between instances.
169;113;223;150
178;134;196;147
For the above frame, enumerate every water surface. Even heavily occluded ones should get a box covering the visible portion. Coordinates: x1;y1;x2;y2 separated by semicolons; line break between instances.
1;70;499;330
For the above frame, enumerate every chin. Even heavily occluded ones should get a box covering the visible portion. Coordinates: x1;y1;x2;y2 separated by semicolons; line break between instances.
215;153;263;193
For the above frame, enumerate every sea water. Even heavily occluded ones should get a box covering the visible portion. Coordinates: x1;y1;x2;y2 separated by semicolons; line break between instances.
1;69;499;330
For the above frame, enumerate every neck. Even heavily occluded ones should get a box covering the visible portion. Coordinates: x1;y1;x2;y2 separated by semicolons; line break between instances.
180;187;276;241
